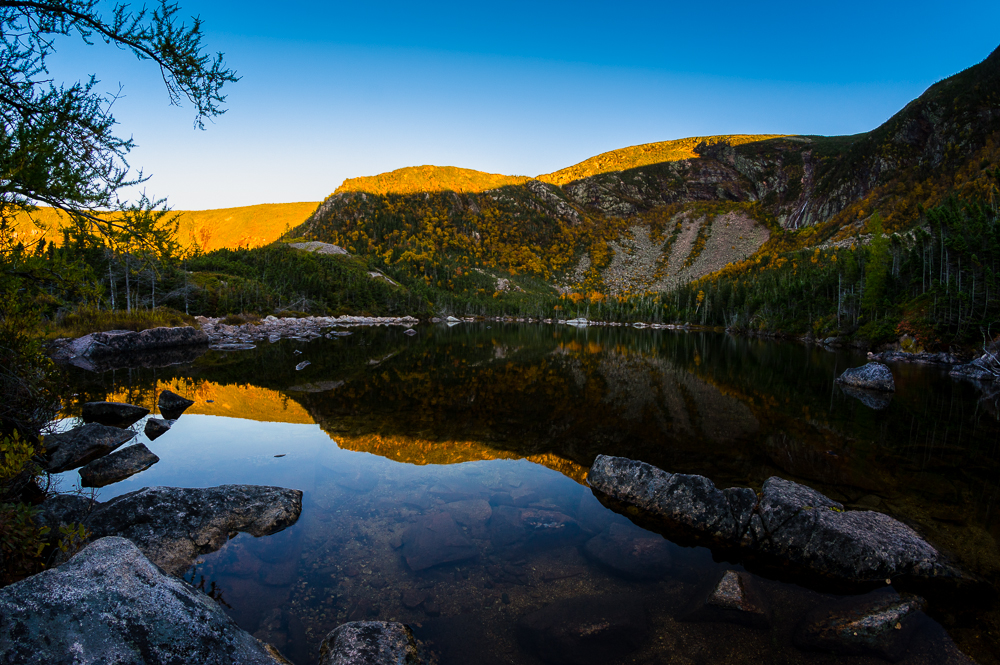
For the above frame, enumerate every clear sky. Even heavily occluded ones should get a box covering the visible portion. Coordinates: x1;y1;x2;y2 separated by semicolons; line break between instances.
45;1;1000;210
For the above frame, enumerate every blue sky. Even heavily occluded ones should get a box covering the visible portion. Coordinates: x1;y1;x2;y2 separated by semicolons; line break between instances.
46;1;1000;209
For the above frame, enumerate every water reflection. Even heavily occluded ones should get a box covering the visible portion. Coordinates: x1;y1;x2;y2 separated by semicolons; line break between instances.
56;324;1000;664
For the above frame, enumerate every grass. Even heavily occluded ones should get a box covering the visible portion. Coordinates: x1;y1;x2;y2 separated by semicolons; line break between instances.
40;307;198;340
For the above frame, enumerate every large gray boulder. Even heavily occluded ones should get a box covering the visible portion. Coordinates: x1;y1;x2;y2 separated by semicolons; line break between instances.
81;401;150;427
588;455;958;586
65;326;209;359
79;443;160;487
43;423;136;473
835;362;895;392
0;537;290;665
84;485;303;575
318;621;422;665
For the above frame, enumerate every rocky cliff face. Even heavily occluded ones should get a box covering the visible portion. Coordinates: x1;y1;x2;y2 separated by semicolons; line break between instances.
295;45;1000;293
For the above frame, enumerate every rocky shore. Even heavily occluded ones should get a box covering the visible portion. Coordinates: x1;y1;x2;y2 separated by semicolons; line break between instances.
197;314;420;348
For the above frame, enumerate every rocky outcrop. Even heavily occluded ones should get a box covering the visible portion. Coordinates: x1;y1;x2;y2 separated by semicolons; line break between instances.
587;455;959;587
81;485;303;575
517;594;647;665
43;423;136;473
55;326;209;360
950;355;999;382
79;443;159;487
318;621;423;665
81;400;150;428
835;362;895;392
34;493;97;534
0;537;290;665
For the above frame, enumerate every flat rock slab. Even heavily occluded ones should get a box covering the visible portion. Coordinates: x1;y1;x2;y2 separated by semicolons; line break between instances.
0;537;289;665
680;570;771;628
582;523;672;580
836;362;895;392
79;443;159;488
794;588;928;661
402;512;477;571
81;400;150;428
43;423;136;473
158;389;195;418
144;417;173;440
588;455;959;586
85;485;304;575
319;621;422;665
517;594;648;665
70;326;209;358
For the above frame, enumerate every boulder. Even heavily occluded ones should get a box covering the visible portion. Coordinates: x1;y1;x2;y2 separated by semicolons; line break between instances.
144;417;173;440
587;455;741;543
755;477;950;583
43;423;136;473
950;356;998;382
443;498;492;538
85;485;303;575
794;588;928;661
34;493;97;536
79;443;160;488
401;512;477;571
158;389;195;418
318;621;422;665
81;400;150;427
0;537;289;665
582;523;672;580
517;594;647;665
835;362;895;392
74;326;209;358
588;455;957;586
680;570;771;628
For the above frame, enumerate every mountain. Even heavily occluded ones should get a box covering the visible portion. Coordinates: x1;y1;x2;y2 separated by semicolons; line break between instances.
9;202;320;253
294;45;1000;297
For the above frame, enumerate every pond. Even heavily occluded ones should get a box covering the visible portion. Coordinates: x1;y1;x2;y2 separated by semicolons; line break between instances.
55;323;1000;665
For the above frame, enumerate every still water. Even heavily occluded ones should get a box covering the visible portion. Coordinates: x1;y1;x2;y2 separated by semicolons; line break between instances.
56;324;1000;664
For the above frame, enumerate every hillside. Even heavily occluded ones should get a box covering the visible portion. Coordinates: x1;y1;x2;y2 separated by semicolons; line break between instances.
293;45;1000;301
8;202;320;253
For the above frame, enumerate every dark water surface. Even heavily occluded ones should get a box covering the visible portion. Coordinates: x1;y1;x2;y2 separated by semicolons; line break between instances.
56;324;1000;664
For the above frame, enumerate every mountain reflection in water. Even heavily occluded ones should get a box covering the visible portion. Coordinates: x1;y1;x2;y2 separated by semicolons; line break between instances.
57;324;1000;664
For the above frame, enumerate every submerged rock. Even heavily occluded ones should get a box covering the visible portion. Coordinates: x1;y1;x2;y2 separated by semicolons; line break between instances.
85;485;304;575
582;523;672;580
43;423;136;473
794;588;928;661
401;512;477;571
82;400;150;427
0;537;289;665
517;594;647;665
144;417;173;440
319;621;422;665
835;362;895;392
79;443;160;488
158;389;195;418
680;570;771;628
588;455;957;586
